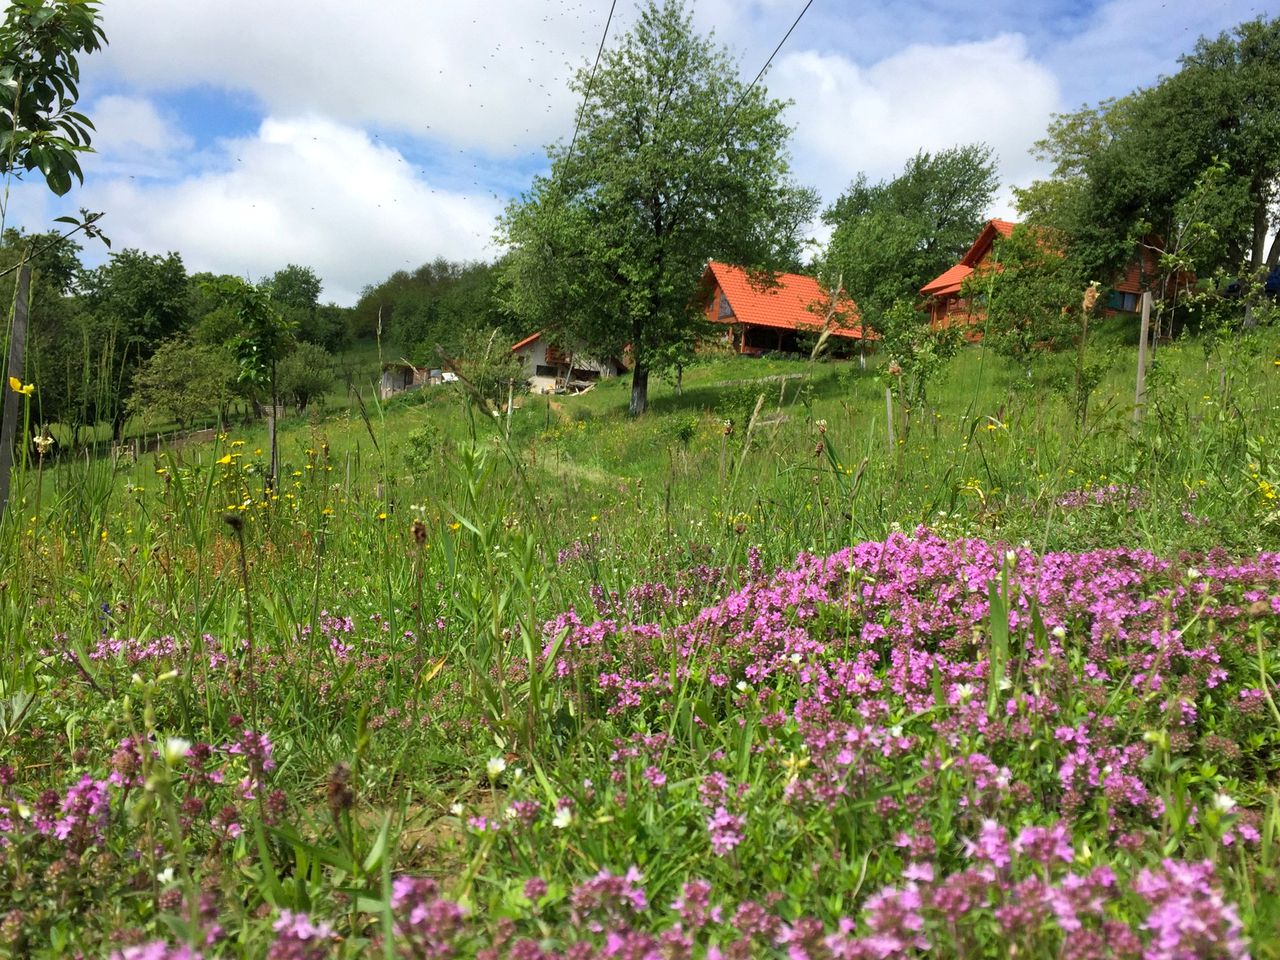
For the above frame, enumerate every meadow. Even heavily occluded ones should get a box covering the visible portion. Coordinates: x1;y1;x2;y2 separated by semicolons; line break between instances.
3;319;1280;959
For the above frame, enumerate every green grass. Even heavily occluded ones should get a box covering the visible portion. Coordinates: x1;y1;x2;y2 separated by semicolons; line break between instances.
2;326;1280;957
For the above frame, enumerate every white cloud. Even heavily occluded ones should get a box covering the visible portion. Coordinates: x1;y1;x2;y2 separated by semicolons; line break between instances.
90;0;613;154
772;34;1061;212
84;94;193;178
1044;0;1266;105
79;115;502;305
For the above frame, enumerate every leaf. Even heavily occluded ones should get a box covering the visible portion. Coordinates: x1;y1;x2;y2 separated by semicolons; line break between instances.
253;818;287;907
361;813;392;875
46;165;73;196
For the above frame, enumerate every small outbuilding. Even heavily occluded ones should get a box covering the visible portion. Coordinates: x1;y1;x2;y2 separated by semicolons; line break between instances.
379;361;432;400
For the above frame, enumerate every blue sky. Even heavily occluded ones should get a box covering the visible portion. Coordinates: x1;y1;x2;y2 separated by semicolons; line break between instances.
3;0;1268;305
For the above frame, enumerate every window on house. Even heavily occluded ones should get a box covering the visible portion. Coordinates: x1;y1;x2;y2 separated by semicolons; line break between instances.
718;293;733;318
534;365;558;378
1108;290;1140;312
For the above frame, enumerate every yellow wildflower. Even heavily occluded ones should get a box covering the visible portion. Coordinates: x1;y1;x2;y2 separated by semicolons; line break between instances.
216;453;233;465
8;377;34;396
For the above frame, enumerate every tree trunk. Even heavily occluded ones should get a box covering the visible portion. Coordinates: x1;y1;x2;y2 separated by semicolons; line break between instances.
1267;230;1280;269
1251;199;1268;269
267;360;279;490
629;362;649;418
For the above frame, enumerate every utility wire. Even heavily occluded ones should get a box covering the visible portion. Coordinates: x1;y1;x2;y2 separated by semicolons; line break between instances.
708;0;815;152
565;0;619;167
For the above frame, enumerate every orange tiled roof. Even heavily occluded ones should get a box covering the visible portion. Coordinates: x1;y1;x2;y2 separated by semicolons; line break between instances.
704;261;869;339
511;331;541;352
920;263;974;297
921;219;1019;298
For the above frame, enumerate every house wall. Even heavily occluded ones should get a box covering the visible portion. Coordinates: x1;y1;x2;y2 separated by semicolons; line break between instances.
516;337;619;393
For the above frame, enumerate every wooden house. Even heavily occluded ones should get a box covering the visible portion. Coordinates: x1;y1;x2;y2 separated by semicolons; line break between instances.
919;219;1017;331
700;261;870;356
920;219;1181;334
511;331;626;394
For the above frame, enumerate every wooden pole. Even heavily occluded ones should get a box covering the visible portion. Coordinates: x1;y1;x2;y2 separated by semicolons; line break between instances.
1134;291;1152;423
505;378;514;438
884;386;896;453
0;265;31;522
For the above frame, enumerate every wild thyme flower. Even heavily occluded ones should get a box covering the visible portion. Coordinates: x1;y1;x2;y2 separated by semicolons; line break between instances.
706;805;745;856
266;910;335;960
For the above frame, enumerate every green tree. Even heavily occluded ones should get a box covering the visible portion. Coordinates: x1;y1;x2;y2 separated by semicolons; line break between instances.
77;249;192;438
262;264;347;349
277;341;334;413
263;263;321;312
204;276;294;486
876;299;963;420
499;0;816;416
1019;15;1280;284
0;0;104;197
963;225;1081;374
352;258;504;359
1;228;86;431
823;145;998;331
450;327;527;413
127;336;232;431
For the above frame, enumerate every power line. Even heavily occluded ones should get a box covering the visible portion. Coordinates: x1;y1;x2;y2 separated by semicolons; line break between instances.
711;0;816;151
566;0;619;165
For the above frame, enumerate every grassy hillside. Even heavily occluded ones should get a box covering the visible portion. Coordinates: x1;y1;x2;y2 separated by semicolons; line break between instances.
4;324;1280;958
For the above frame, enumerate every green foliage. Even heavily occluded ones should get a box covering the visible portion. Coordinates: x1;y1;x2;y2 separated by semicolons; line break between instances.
402;422;447;476
127;336;232;430
350;258;504;357
277;341;335;412
966;225;1083;371
1019;14;1280;281
202;276;294;393
76;248;193;434
0;0;104;196
262;263;321;312
263;264;349;352
823;144;999;330
453;327;527;411
877;298;963;409
499;0;816;416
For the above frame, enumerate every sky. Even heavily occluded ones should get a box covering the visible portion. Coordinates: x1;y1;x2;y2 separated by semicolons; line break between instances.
3;0;1269;306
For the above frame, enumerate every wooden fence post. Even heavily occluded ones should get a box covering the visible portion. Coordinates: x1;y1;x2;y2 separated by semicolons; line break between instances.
0;265;32;523
884;386;896;453
1134;291;1152;423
